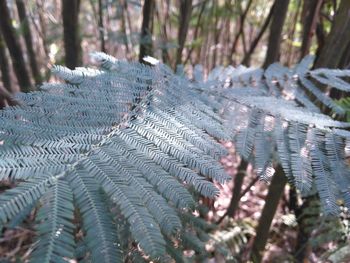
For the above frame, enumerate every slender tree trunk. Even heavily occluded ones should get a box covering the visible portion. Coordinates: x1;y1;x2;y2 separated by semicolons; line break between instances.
0;32;12;92
16;0;42;84
217;160;249;224
0;1;32;92
212;2;220;69
294;195;320;262
139;0;154;62
241;2;275;66
184;1;206;65
314;0;350;69
120;0;131;55
154;2;170;65
250;165;288;263
228;0;253;65
339;40;350;69
176;0;192;66
300;0;323;59
98;0;106;52
0;86;19;108
286;0;302;66
293;2;350;259
263;0;290;68
62;0;81;69
35;0;49;57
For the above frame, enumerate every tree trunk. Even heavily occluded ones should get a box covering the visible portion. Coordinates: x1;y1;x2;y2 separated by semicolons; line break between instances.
241;2;275;66
250;165;288;263
120;0;131;55
263;0;290;68
175;0;192;66
98;0;106;52
314;0;350;69
62;0;81;69
300;0;323;59
293;2;350;259
0;86;19;108
294;194;320;262
139;0;154;62
0;1;32;92
36;0;49;57
228;0;253;65
16;0;42;84
0;32;12;92
184;1;206;65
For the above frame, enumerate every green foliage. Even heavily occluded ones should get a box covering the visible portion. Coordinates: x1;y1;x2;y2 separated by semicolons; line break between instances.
194;55;350;214
0;52;230;262
1;53;350;261
336;96;350;122
210;219;255;261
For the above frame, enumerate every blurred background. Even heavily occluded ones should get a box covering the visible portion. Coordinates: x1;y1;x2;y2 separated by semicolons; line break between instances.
1;0;350;262
0;0;349;95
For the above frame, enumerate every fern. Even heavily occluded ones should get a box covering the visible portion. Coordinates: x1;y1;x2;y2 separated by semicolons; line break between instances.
0;53;231;262
1;52;350;261
195;58;350;215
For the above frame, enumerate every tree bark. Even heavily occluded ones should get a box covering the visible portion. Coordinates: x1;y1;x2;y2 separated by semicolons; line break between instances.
293;2;350;259
62;0;81;69
98;0;106;52
139;0;154;62
300;0;323;59
228;0;253;65
217;160;249;224
263;0;290;68
0;86;19;108
250;165;288;263
314;0;350;69
175;0;192;66
184;1;206;65
16;0;42;84
0;32;12;92
241;2;275;66
0;1;32;92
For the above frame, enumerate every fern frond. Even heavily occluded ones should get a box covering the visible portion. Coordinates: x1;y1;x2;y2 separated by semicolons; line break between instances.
274;118;293;181
79;156;166;258
30;179;75;263
235;109;263;160
116;129;220;197
109;136;195;209
325;132;350;207
96;147;182;236
0;175;56;224
310;69;350;91
67;169;123;263
309;129;339;214
288;123;313;195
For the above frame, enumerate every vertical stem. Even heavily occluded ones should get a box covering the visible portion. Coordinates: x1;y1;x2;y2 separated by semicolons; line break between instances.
176;0;193;66
16;0;42;84
300;0;323;59
0;1;32;92
314;0;350;69
139;0;154;62
250;165;287;263
263;0;290;68
0;32;12;92
62;0;81;69
98;0;106;52
228;0;253;65
241;2;275;66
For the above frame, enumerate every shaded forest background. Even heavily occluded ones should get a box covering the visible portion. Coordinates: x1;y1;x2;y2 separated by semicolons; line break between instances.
1;0;350;262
